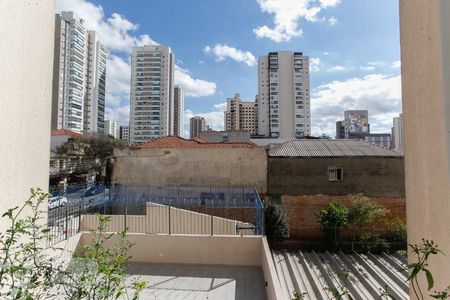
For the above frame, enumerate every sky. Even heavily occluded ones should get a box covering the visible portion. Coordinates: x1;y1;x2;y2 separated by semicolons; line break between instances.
56;0;402;137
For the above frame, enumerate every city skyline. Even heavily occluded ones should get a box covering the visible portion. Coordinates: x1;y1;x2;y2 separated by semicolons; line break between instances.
56;0;401;138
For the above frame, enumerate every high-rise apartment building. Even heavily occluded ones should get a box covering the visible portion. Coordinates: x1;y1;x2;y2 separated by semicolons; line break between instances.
130;45;175;143
84;31;107;134
119;125;130;142
105;120;118;139
336;121;345;139
257;51;310;139
173;85;184;137
393;113;404;150
190;117;206;139
51;12;106;134
52;12;87;133
224;93;258;135
344;110;370;139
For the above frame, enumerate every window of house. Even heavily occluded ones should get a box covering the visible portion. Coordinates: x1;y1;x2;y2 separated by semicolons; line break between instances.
328;166;343;181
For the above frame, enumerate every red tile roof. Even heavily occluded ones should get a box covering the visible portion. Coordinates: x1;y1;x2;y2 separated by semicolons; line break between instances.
51;129;82;138
131;136;259;149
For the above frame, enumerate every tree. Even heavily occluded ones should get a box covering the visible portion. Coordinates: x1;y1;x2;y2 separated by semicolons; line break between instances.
347;193;387;250
264;200;289;244
316;202;348;250
56;134;125;183
57;134;124;162
0;188;146;299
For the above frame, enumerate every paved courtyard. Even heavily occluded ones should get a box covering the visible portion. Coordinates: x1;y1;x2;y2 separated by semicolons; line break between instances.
126;262;267;300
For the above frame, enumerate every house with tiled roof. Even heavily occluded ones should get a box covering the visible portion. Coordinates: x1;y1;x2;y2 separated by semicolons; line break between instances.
50;129;82;152
112;136;267;190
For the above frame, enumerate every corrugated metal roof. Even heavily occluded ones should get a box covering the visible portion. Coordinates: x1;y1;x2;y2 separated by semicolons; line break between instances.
269;139;402;157
272;250;409;300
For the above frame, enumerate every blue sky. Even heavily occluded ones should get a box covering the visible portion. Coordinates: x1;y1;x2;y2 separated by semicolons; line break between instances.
56;0;402;137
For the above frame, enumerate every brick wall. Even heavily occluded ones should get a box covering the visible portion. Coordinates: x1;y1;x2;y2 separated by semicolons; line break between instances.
281;195;406;240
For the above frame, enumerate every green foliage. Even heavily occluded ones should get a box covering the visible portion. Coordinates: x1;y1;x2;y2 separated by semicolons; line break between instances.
407;239;450;300
323;269;353;300
386;217;407;251
57;134;124;162
348;193;387;230
379;285;396;299
0;188;56;299
59;214;147;299
316;202;348;249
358;233;390;254
291;290;308;299
0;189;146;299
347;194;387;251
264;200;289;244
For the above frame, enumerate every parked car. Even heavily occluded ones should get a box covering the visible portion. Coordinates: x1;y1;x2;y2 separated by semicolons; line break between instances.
48;196;68;209
84;186;104;197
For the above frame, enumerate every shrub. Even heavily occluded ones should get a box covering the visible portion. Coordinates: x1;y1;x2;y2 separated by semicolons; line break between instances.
316;202;348;250
347;193;387;250
264;199;289;244
386;217;407;250
0;188;146;299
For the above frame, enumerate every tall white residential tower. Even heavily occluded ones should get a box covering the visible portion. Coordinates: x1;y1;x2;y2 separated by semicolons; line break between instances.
84;31;107;134
52;12;106;134
393;113;404;150
52;12;88;133
257;51;310;139
130;45;175;143
105;120;118;139
173;85;184;137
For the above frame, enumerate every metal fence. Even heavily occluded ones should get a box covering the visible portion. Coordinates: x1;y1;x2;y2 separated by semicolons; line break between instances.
47;185;264;246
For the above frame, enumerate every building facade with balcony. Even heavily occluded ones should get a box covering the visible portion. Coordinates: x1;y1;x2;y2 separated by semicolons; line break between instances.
190;116;206;139
52;12;106;134
173;85;184;137
130;45;175;143
257;51;311;139
224;93;258;135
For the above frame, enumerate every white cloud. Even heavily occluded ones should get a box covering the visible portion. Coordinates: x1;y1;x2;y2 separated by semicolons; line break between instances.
253;0;340;42
310;57;321;72
319;0;340;8
204;44;256;66
106;54;131;97
328;16;338;25
107;96;121;107
174;66;217;97
327;65;347;72
56;0;156;53
213;102;227;111
105;105;130;126
322;51;331;56
360;61;387;71
311;74;402;136
360;66;375;71
367;61;385;67
391;60;401;69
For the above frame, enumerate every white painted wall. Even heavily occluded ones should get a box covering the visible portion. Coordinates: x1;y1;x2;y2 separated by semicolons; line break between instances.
0;0;55;229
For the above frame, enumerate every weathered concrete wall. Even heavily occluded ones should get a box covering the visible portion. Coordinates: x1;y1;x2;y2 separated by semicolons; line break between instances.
400;0;450;295
268;157;405;198
112;147;267;191
281;195;406;240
